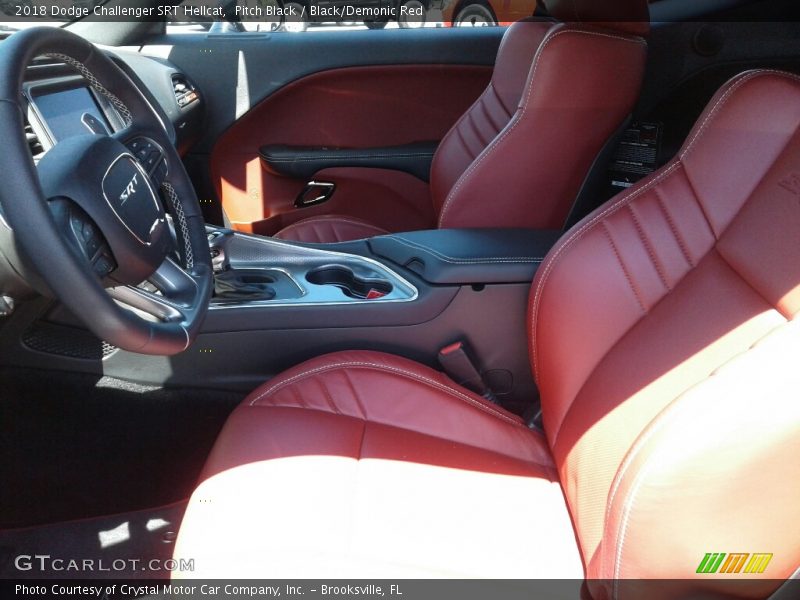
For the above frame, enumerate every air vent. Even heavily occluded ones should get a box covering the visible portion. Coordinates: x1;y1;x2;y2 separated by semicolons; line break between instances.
172;74;199;109
24;119;45;162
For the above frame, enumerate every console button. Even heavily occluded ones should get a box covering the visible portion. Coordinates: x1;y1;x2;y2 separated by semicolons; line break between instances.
85;235;101;258
81;221;95;242
93;253;116;277
144;151;160;171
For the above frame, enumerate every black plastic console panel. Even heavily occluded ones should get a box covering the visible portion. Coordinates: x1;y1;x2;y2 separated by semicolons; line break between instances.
368;228;562;285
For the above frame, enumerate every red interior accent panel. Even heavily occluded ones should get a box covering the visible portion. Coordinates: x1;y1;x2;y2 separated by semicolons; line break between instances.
210;64;493;231
243;167;435;237
273;215;390;244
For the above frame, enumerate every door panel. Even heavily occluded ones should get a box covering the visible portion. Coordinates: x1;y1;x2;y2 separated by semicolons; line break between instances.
142;28;502;230
230;167;435;236
211;64;492;233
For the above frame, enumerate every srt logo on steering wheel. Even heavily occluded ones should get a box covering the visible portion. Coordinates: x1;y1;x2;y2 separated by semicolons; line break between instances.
119;173;138;205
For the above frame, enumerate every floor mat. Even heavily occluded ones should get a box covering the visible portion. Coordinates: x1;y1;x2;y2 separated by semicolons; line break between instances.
0;501;186;579
0;368;242;528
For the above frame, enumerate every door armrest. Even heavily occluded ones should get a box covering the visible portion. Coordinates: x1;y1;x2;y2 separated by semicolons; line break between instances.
259;141;438;182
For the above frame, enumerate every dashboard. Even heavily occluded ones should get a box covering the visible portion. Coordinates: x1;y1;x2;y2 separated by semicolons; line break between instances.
25;79;118;149
30;85;110;141
21;50;205;160
0;44;206;300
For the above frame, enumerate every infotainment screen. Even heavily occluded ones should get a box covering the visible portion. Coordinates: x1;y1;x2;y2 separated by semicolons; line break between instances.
32;86;110;142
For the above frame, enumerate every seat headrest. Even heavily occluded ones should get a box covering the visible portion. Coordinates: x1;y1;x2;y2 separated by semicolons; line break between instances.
540;0;650;36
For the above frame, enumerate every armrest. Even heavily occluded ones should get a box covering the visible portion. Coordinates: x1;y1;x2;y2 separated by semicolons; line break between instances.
368;228;562;285
259;142;438;182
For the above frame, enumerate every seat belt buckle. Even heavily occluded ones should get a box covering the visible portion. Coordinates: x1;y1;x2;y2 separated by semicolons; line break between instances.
438;341;497;403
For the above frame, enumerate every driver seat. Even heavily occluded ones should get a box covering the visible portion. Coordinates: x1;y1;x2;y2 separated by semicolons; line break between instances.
174;71;800;595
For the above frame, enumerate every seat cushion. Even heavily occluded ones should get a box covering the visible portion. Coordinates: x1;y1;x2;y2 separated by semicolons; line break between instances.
173;351;583;578
274;215;389;243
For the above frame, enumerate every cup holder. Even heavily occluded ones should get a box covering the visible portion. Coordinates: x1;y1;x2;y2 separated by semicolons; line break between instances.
306;266;393;299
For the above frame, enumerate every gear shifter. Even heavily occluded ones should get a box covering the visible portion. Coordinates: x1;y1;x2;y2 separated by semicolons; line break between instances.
208;228;233;273
213;270;276;301
207;228;276;301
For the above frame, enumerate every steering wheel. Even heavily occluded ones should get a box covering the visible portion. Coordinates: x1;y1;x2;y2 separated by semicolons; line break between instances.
0;27;212;355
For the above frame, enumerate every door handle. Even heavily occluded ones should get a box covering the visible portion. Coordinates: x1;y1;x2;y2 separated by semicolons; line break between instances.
295;181;335;208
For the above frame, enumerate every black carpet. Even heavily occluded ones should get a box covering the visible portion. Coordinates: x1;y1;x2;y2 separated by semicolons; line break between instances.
0;368;242;528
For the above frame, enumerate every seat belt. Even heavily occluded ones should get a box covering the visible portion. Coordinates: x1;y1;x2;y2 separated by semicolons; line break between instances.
438;341;497;404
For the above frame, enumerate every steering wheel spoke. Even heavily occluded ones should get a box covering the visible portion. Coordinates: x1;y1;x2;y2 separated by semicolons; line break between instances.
113;128;171;190
109;257;201;324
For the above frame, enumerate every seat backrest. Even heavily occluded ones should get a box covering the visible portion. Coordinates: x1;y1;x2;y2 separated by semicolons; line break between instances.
429;0;649;231
531;70;800;597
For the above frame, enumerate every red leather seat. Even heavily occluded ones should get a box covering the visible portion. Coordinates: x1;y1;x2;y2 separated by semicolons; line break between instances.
274;0;649;243
175;71;800;594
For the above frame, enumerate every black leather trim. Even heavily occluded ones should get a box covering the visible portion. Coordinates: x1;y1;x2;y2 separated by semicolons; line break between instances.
368;228;562;284
259;141;438;182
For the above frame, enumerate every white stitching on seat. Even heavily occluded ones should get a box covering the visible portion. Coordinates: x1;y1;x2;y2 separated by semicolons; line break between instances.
530;161;681;381
277;215;388;240
282;215;385;228
603;386;684;587
431;86;492;200
46;53;133;127
391;236;545;264
530;69;800;384
518;69;800;587
680;69;800;161
607;319;788;591
437;28;646;228
604;72;800;594
247;360;525;428
429;21;547;210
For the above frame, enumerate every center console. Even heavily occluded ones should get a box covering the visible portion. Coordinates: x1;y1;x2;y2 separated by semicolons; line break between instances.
207;229;418;307
1;225;562;409
187;226;562;408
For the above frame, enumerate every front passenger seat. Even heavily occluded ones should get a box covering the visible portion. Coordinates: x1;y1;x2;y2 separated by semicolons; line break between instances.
274;0;650;242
